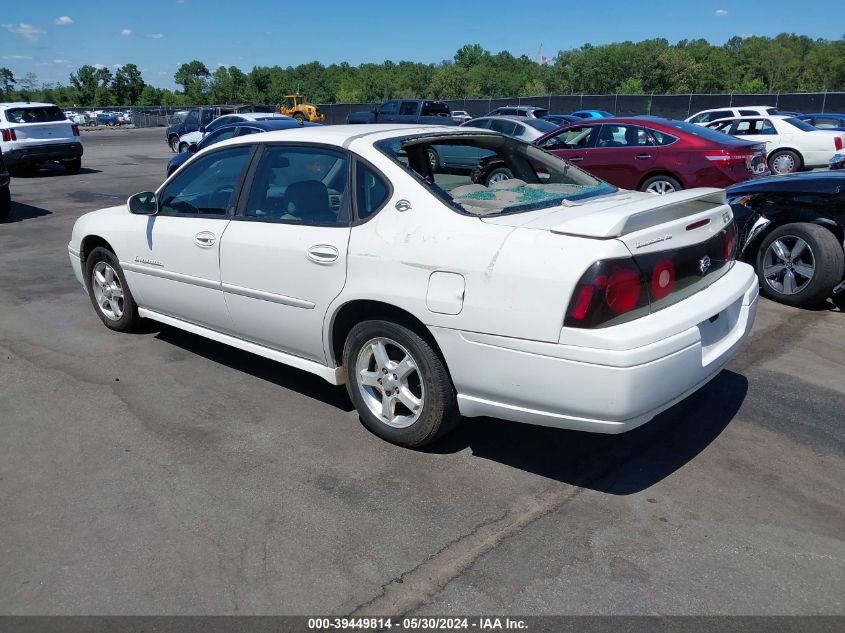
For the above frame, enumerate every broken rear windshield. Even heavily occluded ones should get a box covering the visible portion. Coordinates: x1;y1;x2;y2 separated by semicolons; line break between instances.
376;133;615;216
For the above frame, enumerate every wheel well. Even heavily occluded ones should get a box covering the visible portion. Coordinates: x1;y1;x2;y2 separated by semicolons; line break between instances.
743;217;844;262
80;235;116;264
329;300;444;367
637;170;684;190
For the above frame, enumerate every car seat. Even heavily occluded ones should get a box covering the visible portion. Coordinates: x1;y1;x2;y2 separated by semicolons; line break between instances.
281;180;336;224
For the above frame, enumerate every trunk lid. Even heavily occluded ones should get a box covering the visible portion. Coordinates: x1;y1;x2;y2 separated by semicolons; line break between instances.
13;120;75;143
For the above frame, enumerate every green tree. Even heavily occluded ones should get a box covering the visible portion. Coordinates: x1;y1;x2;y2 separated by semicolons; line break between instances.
70;65;99;105
174;60;210;103
112;64;145;105
0;68;15;100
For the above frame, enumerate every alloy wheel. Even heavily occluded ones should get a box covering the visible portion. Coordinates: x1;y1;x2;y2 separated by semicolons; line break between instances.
762;235;816;295
645;180;677;195
355;337;424;429
91;261;124;320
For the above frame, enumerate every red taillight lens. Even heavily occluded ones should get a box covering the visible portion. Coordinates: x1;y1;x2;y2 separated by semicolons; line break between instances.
71;124;80;136
565;258;649;328
650;259;676;301
704;150;754;167
723;221;737;261
835;136;843;151
1;129;16;142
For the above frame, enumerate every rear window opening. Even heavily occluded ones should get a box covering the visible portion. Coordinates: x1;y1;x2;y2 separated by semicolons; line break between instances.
376;133;616;217
4;106;67;124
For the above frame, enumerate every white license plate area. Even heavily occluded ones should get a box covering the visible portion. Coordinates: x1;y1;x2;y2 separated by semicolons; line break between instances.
697;299;741;366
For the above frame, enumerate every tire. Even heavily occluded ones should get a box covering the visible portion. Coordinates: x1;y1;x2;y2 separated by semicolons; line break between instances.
640;174;682;195
427;148;440;172
169;136;180;153
0;185;10;220
84;247;142;332
343;319;459;447
63;158;82;174
768;150;801;175
178;142;189;154
485;167;513;186
293;112;306;124
755;223;844;307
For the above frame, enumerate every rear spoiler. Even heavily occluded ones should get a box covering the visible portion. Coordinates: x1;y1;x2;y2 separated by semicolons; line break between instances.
550;189;728;238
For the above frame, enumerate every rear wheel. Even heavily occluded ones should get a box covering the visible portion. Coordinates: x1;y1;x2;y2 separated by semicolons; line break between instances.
84;247;141;332
755;223;844;307
641;175;682;195
63;158;81;174
0;185;10;219
485;167;513;186
768;150;801;175
178;142;189;153
427;148;440;172
343;320;459;447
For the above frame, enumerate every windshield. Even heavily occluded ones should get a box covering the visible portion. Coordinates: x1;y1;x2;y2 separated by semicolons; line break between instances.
782;117;818;132
376;133;615;216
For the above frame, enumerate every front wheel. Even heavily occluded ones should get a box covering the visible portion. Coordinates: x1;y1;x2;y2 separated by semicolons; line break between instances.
755;223;844;307
169;136;180;153
343;320;459;447
84;247;142;332
178;142;189;153
641;175;682;195
427;148;440;172
293;112;306;124
485;167;513;186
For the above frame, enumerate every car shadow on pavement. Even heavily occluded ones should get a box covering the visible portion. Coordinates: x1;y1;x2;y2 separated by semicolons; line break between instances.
1;201;52;223
11;165;101;178
429;370;749;495
153;325;355;412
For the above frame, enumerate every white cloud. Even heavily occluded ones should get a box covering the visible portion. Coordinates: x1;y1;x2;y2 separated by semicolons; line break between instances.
121;28;133;37
93;63;108;70
2;23;46;41
147;33;164;39
2;54;33;60
55;16;73;25
53;59;70;64
157;71;169;75
715;9;728;17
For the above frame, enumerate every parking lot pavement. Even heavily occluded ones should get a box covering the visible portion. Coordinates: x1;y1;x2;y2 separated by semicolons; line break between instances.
1;128;843;615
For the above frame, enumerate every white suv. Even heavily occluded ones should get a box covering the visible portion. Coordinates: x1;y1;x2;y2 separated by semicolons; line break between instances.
0;102;84;173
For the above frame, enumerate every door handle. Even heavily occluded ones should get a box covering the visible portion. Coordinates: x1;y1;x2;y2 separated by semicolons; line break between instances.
194;231;216;247
635;153;652;160
568;156;584;162
307;244;339;264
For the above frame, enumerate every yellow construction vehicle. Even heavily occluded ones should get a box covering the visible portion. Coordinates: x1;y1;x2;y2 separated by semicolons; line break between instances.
277;94;326;123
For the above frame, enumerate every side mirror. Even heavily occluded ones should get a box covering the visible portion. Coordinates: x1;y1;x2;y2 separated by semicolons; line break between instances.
198;126;206;133
188;143;198;153
128;191;157;215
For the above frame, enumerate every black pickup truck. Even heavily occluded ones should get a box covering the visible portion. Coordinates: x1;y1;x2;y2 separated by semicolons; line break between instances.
346;99;459;125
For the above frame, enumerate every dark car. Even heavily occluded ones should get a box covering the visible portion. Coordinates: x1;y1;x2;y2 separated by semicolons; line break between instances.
726;171;845;307
799;113;845;132
0;148;10;219
476;117;767;192
542;114;581;126
166;119;319;176
165;104;275;152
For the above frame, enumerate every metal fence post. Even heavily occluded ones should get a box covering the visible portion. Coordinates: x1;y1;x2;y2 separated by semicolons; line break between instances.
687;93;693;118
729;93;733;107
821;90;827;113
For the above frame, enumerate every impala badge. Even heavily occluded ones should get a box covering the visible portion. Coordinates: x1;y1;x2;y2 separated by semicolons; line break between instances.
699;255;712;275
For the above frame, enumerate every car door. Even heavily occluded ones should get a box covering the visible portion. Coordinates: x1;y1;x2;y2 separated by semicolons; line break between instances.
583;123;658;189
397;100;420;123
123;145;254;331
732;118;780;153
219;144;352;363
375;100;400;123
537;124;600;172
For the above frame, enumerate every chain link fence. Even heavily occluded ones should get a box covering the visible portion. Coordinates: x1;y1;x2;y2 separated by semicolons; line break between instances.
83;92;845;128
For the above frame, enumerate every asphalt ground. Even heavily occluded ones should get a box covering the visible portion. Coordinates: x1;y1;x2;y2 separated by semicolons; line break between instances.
1;127;843;616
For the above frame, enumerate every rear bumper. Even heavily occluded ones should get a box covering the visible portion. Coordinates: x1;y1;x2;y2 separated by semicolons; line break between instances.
432;263;759;433
4;142;83;166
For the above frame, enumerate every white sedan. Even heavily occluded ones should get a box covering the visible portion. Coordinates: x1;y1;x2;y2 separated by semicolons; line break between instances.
177;112;292;153
68;125;759;447
707;115;845;174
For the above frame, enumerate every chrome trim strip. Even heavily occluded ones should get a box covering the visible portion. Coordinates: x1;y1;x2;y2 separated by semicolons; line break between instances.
122;262;221;290
222;283;315;309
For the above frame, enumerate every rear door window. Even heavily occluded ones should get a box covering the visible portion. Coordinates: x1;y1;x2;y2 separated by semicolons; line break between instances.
539;125;598;150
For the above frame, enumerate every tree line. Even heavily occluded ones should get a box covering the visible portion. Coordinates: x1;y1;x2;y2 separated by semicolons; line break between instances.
1;34;843;108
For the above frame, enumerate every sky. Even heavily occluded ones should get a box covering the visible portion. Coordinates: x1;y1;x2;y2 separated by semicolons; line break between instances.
0;0;840;90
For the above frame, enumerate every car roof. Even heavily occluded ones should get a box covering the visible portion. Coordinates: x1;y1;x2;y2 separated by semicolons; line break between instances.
493;105;546;110
727;170;845;195
225;119;318;131
220;112;290;121
802;113;845;118
696;105;775;111
708;114;790;122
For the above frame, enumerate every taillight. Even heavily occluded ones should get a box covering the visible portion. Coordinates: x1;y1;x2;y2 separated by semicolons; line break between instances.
723;221;737;261
835;136;843;151
71;124;80;136
1;129;16;142
565;258;649;328
704;150;754;167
